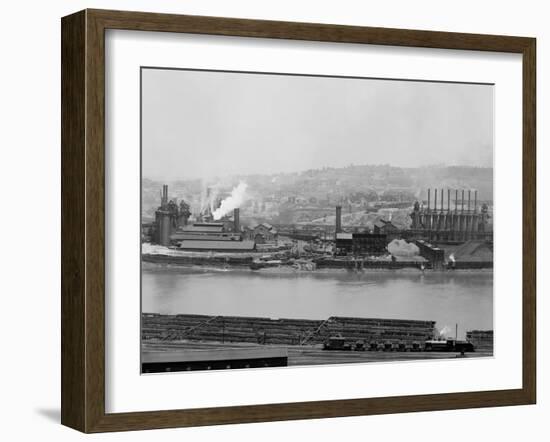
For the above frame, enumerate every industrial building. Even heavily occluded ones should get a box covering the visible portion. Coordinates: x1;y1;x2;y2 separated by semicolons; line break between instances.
177;240;255;252
409;188;492;242
176;208;255;252
373;219;400;241
334;205;389;256
153;184;192;246
335;232;388;256
244;223;279;244
151;184;254;252
170;223;241;243
414;240;445;269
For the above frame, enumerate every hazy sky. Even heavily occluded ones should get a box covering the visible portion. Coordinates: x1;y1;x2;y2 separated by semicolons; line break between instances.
142;68;493;181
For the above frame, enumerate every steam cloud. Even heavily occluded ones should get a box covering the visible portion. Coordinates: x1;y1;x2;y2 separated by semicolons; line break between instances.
387;239;420;257
212;182;249;220
437;326;451;339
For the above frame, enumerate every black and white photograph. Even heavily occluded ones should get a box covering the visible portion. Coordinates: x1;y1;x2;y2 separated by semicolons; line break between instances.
140;67;494;374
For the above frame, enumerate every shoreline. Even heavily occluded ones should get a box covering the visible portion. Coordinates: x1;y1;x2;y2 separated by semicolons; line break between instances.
141;256;493;275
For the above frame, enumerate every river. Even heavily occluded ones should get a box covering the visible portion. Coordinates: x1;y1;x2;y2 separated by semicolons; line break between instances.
142;266;493;339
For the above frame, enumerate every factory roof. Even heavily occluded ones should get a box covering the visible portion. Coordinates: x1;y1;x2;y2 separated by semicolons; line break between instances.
254;222;275;231
180;224;224;233
179;240;256;251
251;223;278;235
374;219;398;229
171;233;242;241
336;233;353;240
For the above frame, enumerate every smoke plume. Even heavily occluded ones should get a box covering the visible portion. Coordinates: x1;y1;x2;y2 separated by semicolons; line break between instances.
212;182;249;220
437;326;451;339
387;239;420;257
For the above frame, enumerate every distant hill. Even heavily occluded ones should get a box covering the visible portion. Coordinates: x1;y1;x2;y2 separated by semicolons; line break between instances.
142;164;493;223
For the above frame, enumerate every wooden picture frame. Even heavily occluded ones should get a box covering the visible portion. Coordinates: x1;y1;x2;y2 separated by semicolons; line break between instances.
61;9;536;433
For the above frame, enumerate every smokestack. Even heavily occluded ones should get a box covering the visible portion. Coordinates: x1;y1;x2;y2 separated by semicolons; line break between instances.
162;184;168;207
440;188;444;212
434;188;437;211
461;190;465;213
474;190;478;213
468;190;471;212
447;189;451;212
233;208;240;233
335;206;342;233
427;189;430;211
455;189;458;212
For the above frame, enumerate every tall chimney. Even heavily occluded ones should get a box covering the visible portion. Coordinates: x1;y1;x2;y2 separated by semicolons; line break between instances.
440;188;444;212
335;206;342;233
468;190;471;212
447;189;451;211
455;189;458;212
233;208;240;233
474;190;478;213
162;184;168;207
461;190;465;213
434;188;438;211
427;189;430;211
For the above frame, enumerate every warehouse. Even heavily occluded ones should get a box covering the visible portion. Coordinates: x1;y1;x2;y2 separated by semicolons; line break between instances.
178;239;256;252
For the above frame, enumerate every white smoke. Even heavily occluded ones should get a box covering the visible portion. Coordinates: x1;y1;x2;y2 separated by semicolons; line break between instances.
387;239;420;257
212;182;249;220
438;326;451;339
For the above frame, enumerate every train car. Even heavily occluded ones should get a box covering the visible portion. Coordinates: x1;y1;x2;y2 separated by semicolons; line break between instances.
323;337;475;353
424;339;475;352
323;337;352;351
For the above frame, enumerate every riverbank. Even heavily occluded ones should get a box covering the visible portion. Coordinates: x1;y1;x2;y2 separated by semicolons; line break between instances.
142;253;493;272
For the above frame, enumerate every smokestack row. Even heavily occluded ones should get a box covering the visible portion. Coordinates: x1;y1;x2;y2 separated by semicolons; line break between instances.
425;188;478;214
417;188;483;242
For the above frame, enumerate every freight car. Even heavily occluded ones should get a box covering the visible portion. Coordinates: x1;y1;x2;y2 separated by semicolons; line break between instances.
322;337;475;352
323;337;352;351
423;339;475;352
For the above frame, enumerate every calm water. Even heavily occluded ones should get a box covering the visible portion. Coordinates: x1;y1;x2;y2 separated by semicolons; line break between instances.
142;266;493;338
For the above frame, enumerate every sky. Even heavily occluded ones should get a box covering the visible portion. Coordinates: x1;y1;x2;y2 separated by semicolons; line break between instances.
141;68;493;181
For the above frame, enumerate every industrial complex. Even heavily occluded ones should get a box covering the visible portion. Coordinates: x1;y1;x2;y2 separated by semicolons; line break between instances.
141;183;494;372
142;184;493;270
